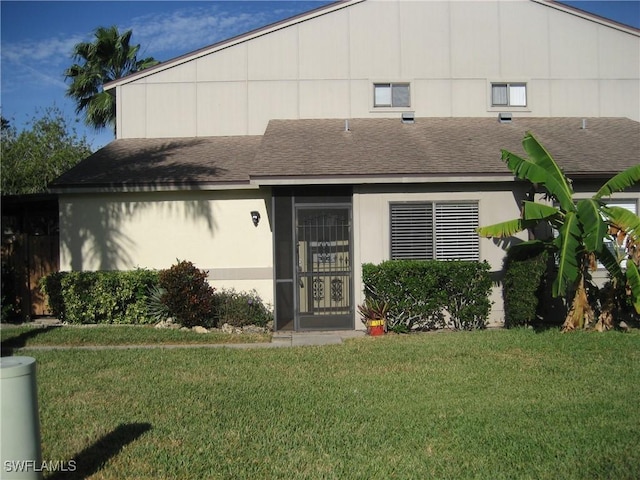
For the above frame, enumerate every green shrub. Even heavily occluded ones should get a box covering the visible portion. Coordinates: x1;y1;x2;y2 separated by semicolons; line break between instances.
214;289;272;327
362;260;492;331
146;284;170;323
158;260;216;328
502;248;549;328
39;269;159;324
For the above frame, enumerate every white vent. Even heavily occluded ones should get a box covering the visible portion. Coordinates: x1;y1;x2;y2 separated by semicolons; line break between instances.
498;112;512;123
401;112;415;124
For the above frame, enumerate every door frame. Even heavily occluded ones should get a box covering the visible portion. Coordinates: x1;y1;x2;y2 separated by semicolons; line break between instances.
272;187;354;332
294;203;354;331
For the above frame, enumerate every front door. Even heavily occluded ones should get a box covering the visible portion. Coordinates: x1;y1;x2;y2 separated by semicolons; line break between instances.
295;207;353;330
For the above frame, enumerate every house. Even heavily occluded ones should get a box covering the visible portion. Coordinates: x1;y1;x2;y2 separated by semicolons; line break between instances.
51;0;640;331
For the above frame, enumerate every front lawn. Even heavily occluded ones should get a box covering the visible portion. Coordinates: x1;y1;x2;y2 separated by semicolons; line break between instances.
10;329;640;479
1;325;270;352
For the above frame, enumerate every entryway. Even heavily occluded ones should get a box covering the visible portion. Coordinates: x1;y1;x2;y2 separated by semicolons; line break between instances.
273;188;354;331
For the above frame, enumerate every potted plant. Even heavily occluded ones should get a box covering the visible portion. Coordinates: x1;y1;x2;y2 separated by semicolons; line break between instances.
358;297;389;336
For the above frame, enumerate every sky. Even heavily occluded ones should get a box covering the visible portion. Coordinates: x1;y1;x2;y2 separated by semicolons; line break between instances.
1;0;639;151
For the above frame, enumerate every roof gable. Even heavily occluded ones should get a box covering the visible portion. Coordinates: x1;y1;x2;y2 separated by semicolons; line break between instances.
104;0;639;91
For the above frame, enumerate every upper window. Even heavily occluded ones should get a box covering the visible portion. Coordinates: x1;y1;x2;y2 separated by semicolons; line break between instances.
374;83;410;108
390;202;479;261
492;83;527;107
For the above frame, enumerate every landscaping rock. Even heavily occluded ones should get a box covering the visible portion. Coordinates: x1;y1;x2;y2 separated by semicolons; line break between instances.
192;326;209;334
242;325;266;335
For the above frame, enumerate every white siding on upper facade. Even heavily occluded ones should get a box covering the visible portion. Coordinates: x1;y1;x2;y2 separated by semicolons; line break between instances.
114;0;640;139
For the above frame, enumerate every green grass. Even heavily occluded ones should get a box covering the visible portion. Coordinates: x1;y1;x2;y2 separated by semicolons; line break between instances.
8;329;640;479
0;325;270;350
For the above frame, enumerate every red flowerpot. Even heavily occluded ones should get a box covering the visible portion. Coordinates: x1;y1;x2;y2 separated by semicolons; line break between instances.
368;320;385;336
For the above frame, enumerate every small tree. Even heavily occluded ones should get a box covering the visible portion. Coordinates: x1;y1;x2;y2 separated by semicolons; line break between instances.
0;108;92;195
477;132;640;330
64;26;159;134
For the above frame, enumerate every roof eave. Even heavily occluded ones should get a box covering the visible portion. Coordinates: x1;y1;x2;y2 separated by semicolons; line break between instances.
250;173;516;186
50;181;257;195
532;0;640;35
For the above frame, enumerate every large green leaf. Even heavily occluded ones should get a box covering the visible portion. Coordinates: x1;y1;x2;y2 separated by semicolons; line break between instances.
521;201;562;221
476;218;528;238
626;262;640;314
522;132;575;205
501;150;575;214
594;164;640;199
553;211;582;298
577;199;607;253
596;244;623;282
601;205;640;243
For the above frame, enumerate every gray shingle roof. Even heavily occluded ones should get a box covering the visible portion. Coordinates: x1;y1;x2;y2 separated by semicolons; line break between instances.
51;117;639;191
51;136;262;189
253;117;640;181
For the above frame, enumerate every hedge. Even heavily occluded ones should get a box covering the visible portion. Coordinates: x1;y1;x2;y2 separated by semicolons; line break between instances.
362;260;492;331
502;248;549;328
40;269;159;324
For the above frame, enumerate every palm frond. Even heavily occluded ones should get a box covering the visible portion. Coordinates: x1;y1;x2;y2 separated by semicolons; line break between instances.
521;131;575;200
553;211;582;298
626;261;640;314
476;218;529;238
595;164;640;199
501;150;575;213
577;199;607;253
602;205;640;244
521;201;561;221
595;244;624;282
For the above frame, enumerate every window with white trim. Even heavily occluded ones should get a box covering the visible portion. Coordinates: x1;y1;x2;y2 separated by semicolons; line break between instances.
491;83;527;107
390;202;480;261
374;83;410;108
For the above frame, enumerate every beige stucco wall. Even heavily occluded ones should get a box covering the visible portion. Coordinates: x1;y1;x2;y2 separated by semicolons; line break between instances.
353;184;640;327
58;189;275;305
353;183;528;326
116;0;640;139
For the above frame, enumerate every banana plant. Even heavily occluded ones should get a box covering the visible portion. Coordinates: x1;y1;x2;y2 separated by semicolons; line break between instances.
477;132;640;330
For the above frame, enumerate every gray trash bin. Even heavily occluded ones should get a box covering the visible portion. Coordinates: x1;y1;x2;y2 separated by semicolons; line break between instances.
1;356;43;480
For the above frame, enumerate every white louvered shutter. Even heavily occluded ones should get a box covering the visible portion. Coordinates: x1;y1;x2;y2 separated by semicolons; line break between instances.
434;203;479;261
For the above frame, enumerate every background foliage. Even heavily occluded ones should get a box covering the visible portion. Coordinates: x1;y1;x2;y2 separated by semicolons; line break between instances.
0;108;92;195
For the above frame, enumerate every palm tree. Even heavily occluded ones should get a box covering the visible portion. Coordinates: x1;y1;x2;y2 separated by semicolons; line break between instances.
64;26;159;134
477;132;640;330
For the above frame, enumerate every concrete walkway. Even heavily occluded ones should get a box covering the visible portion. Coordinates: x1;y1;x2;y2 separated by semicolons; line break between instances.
271;330;366;347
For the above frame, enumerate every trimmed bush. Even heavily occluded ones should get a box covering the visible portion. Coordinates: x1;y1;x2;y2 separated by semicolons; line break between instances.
362;260;492;331
502;248;549;328
39;269;159;324
214;289;272;327
158;260;216;328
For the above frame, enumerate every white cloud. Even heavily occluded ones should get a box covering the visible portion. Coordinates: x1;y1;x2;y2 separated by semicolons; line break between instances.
2;33;84;66
125;4;302;60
